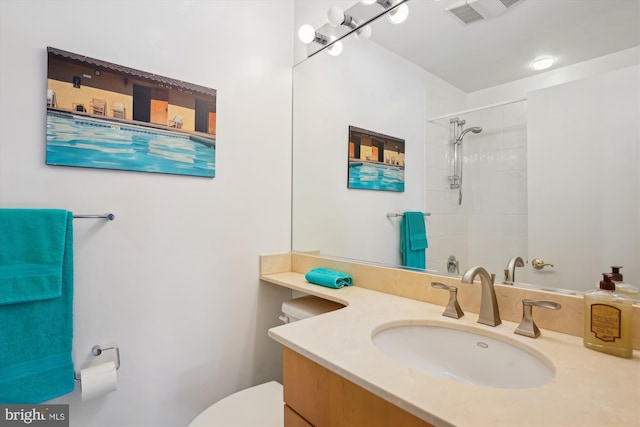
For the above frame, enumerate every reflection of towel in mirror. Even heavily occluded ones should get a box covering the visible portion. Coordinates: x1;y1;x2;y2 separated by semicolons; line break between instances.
0;209;75;403
400;212;428;269
305;268;353;289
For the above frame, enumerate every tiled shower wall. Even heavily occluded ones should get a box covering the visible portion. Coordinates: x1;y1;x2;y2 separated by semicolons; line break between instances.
425;101;528;281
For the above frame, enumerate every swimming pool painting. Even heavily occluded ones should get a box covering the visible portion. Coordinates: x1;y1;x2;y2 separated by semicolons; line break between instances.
46;47;217;178
348;126;405;192
46;112;215;177
348;162;405;192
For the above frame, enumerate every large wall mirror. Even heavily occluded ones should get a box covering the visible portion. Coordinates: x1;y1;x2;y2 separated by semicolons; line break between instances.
292;0;639;294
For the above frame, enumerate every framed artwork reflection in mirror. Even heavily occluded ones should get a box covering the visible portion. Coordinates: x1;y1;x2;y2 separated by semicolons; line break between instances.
348;126;405;192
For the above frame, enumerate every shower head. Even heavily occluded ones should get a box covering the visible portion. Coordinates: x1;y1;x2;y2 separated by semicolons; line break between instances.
455;126;482;143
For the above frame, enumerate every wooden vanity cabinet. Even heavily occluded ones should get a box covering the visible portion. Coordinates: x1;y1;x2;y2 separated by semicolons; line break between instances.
284;404;313;427
283;347;434;427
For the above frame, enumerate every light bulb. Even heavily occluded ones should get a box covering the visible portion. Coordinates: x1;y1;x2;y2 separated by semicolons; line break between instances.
327;6;345;27
387;3;409;24
356;25;372;40
531;57;555;71
328;40;343;56
298;24;316;44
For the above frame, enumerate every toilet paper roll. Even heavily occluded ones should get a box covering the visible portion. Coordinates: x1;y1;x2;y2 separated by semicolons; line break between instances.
80;361;117;401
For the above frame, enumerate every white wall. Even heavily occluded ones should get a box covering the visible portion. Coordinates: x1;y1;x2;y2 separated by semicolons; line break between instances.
528;65;639;291
0;1;293;426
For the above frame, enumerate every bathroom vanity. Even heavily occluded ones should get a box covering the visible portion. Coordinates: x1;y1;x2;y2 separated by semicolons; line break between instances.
261;253;640;427
283;347;432;427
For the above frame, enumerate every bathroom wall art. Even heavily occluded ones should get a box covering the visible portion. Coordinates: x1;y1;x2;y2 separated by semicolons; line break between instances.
46;47;217;178
348;126;405;192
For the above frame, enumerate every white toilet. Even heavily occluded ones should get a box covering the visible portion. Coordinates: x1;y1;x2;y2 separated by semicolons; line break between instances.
188;381;284;427
188;295;343;427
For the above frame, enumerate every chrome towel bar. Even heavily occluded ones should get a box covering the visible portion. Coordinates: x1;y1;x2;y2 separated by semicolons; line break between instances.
386;212;431;218
73;213;115;221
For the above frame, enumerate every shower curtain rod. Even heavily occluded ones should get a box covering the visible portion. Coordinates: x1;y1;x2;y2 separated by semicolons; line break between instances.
426;97;527;122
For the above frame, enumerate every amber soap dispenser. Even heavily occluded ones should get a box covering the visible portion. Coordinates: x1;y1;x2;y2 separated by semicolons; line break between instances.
583;274;633;358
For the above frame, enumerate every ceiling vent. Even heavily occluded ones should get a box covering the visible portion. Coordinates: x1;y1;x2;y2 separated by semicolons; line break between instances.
447;0;523;24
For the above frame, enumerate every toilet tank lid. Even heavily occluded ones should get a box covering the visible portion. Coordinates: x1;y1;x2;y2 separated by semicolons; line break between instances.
281;295;344;319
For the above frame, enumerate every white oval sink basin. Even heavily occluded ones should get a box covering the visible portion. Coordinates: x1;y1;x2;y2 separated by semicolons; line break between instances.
372;323;555;389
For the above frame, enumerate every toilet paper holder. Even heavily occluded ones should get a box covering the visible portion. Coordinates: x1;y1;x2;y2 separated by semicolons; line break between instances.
74;345;121;381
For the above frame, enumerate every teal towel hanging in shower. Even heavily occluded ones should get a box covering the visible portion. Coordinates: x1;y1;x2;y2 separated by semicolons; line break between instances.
400;211;428;269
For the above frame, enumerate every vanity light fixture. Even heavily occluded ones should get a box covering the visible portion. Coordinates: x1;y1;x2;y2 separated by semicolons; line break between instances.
356;25;373;39
327;6;358;29
373;0;393;7
327;39;344;56
298;23;342;56
298;24;328;45
387;2;410;24
361;0;410;24
327;6;372;40
531;57;554;71
305;0;410;57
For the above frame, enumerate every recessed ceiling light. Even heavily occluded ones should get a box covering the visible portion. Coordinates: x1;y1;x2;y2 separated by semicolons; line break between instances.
531;57;554;71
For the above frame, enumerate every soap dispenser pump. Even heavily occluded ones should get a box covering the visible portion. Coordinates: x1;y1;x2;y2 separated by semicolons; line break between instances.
583;273;633;358
609;266;638;301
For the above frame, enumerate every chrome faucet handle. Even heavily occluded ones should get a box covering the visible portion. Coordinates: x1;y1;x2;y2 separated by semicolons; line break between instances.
515;299;561;338
431;282;464;319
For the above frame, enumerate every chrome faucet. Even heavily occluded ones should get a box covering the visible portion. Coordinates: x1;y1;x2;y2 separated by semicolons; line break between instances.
461;266;501;326
504;256;525;284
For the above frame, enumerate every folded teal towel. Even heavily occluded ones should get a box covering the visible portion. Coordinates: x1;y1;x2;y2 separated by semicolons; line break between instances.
0;210;70;305
0;209;75;403
400;212;428;269
406;212;428;250
305;268;353;289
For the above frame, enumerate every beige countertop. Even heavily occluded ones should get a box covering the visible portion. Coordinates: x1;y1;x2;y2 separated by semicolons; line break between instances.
264;271;640;427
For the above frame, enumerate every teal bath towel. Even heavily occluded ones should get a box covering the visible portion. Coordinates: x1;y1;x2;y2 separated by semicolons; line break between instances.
305;268;353;289
400;212;428;269
0;209;75;403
